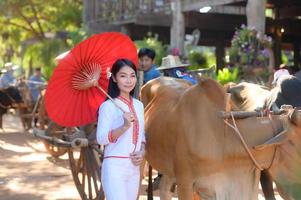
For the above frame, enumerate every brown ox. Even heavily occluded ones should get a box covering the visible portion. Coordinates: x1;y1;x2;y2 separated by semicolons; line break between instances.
141;77;301;200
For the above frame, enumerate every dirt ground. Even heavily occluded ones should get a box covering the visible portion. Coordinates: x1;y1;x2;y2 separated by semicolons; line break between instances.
0;113;282;200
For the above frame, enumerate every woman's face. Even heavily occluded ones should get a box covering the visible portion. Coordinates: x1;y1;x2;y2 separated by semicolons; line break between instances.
114;66;137;95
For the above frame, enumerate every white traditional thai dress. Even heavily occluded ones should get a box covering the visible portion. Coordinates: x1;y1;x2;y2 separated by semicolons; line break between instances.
96;96;145;200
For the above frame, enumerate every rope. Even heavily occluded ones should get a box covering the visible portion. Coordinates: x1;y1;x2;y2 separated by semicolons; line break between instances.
266;114;279;170
224;112;263;171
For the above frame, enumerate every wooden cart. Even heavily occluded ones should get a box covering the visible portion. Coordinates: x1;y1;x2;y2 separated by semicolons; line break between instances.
23;88;105;200
33;118;105;200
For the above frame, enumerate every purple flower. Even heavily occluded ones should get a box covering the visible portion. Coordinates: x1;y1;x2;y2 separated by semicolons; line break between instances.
261;49;269;57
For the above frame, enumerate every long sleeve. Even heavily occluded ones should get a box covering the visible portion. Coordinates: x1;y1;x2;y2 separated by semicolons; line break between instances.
96;102;114;145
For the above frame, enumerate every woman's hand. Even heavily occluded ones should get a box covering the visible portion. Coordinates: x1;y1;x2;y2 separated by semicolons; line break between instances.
123;112;134;128
130;149;145;166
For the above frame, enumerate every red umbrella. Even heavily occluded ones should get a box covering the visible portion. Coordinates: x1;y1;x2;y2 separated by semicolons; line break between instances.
45;32;138;127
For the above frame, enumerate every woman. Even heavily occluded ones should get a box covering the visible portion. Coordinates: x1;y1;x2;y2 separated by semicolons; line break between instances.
96;58;145;200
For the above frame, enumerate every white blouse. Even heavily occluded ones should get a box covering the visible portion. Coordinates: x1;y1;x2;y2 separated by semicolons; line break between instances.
96;97;145;159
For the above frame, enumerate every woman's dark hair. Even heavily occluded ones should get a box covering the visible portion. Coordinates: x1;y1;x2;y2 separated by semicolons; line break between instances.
138;48;156;60
107;58;137;98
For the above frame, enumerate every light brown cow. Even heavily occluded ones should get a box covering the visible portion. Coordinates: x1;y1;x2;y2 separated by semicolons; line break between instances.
141;77;301;200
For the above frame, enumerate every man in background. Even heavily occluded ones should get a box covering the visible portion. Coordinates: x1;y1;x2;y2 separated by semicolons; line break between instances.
138;48;161;84
272;64;290;87
158;55;197;85
0;62;17;89
28;68;45;103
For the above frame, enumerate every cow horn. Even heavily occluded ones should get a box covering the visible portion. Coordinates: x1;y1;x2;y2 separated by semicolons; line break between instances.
289;108;301;126
254;129;288;150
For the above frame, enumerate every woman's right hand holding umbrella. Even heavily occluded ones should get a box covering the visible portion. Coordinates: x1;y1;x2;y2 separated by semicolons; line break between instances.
123;112;134;127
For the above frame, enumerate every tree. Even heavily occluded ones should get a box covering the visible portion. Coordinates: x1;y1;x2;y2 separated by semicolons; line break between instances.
0;0;84;78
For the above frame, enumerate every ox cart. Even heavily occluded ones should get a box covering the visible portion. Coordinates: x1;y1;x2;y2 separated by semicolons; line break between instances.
33;118;105;200
31;94;105;200
3;80;105;200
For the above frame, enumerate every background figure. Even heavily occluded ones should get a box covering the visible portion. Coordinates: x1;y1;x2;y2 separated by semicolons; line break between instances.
28;68;45;103
0;62;17;89
158;55;197;85
272;64;289;87
138;48;160;84
96;59;145;200
28;68;45;127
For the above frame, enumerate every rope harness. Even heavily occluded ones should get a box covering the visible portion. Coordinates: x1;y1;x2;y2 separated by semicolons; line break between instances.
223;111;281;171
224;112;263;171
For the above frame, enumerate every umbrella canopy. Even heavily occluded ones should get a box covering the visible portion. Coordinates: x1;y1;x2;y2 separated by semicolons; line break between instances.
45;32;138;127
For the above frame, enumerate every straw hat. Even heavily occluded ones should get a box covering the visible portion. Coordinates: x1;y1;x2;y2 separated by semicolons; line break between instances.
279;64;287;69
1;62;19;73
157;55;189;70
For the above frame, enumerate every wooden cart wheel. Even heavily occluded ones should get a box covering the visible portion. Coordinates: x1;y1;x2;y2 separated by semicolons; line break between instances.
37;94;68;157
68;145;104;200
68;124;104;200
43;121;68;157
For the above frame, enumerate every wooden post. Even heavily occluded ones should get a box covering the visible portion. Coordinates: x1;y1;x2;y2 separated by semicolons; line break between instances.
134;70;144;99
170;0;185;55
216;42;225;72
246;0;267;35
83;0;92;23
293;39;300;69
273;27;282;68
225;93;231;112
83;0;95;32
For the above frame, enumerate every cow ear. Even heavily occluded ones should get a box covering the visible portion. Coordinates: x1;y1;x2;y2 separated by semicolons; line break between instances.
254;129;289;150
289;108;301;126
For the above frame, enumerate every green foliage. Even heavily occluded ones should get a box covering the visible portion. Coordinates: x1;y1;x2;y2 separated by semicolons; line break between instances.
134;32;166;66
188;50;207;68
67;28;90;47
23;39;67;79
187;47;216;70
217;67;240;85
0;0;83;77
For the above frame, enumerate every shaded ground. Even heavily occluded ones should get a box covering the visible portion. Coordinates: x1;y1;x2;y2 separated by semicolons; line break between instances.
0;113;283;200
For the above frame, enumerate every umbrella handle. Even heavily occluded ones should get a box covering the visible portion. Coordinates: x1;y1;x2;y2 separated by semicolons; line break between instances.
95;84;126;113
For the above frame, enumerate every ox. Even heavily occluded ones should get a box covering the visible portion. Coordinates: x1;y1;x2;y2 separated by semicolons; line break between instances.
227;76;301;200
0;87;23;130
141;77;301;200
228;75;301;113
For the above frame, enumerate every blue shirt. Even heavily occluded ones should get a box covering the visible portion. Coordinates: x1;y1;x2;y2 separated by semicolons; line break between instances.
164;68;197;85
0;72;16;89
144;65;161;84
28;75;45;102
181;74;197;85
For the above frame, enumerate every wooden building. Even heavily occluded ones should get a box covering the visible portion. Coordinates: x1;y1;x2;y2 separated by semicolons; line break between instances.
83;0;301;70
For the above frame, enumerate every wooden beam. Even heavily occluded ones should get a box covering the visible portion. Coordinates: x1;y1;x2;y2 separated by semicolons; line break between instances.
209;5;246;15
278;6;301;19
182;0;246;12
185;12;246;32
135;13;171;26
